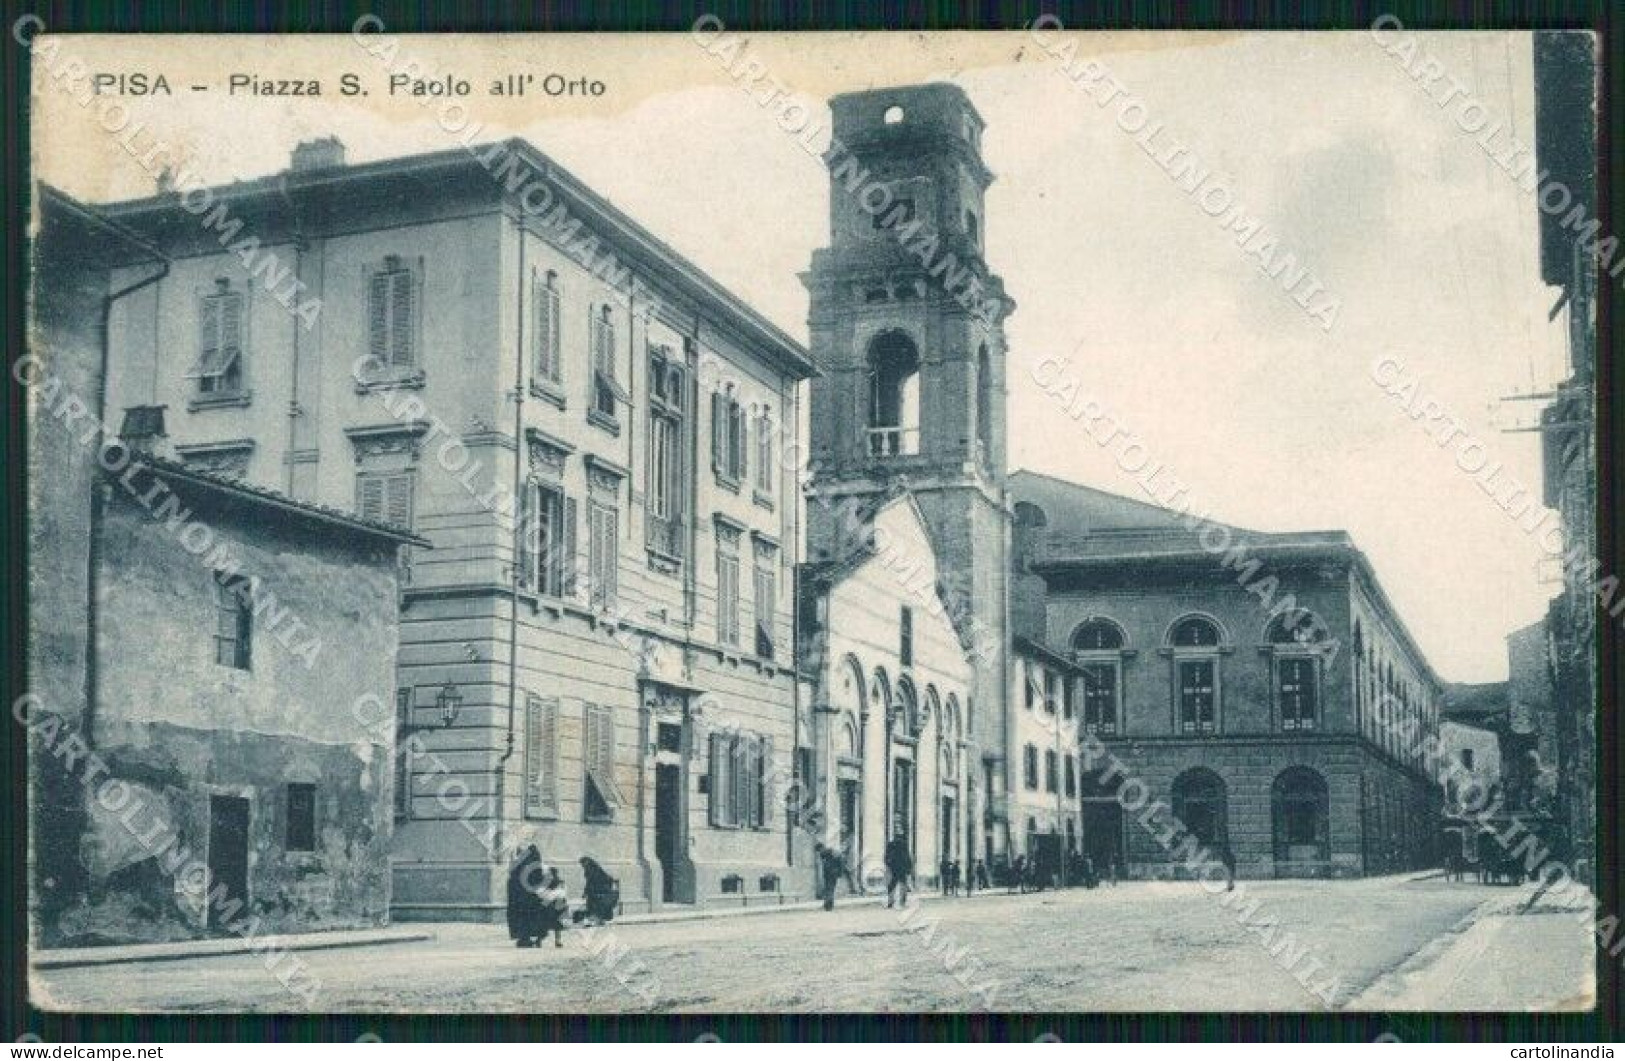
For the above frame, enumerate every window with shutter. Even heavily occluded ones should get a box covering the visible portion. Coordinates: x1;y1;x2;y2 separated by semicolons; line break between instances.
754;410;773;493
583;703;618;822
591;309;619;420
192;285;245;395
366;260;418;373
733;734;753;829
533;274;561;386
213;578;252;670
717;551;740;646
754;565;776;660
394;688;413;820
708;733;725;826
358;473;414;529
759;736;774;827
561;496;579;597
588;502;617;609
524;695;559;817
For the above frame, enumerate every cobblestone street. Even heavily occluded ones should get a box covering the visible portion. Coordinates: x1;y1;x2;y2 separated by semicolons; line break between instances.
31;875;1593;1014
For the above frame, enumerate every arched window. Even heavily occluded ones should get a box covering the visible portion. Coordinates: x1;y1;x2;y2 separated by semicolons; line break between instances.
1267;611;1323;732
1073;618;1126;736
867;330;920;457
1171;768;1227;849
974;344;993;460
1272;767;1329;867
1168;615;1222;734
883;104;905;125
896;676;920;735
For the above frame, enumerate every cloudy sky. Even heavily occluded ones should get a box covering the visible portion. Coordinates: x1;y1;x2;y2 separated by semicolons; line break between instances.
37;31;1573;680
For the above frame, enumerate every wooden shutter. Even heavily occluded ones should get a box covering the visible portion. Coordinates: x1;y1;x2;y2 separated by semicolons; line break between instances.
761;735;775;826
368;272;389;366
533;278;557;382
596;704;619;805
199;293;222;370
517;483;537;588
389;269;415;368
357;475;386;522
384;474;414;529
708;733;723;826
220;293;243;362
711;392;724;472
561;496;579;597
524;695;558;817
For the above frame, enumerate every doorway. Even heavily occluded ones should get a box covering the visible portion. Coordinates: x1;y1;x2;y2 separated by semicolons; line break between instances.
891;758;915;849
838;779;860;864
655;762;682;902
1082;799;1125;877
939;796;956;869
206;795;250;931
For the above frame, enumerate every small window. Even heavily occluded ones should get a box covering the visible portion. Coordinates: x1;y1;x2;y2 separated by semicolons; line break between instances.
367;257;417;371
1461;748;1476;771
717;547;741;646
873;197;914;230
721;874;744;894
588;502;618;610
213;577;252;670
964;210;979;248
193;280;244;396
357;472;415;530
711;387;748;483
753;407;774;495
590;306;621;422
899;606;914;667
1023;744;1038;790
1044;749;1058;793
532;271;561;387
883;105;905;124
285;783;316;852
754;564;777;661
1064;755;1077;797
582;703;621;823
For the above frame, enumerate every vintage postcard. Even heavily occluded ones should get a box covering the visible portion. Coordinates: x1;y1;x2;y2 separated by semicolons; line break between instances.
21;23;1601;1017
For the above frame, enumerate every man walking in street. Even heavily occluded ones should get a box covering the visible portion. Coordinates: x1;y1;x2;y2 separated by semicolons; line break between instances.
815;841;846;912
884;833;913;908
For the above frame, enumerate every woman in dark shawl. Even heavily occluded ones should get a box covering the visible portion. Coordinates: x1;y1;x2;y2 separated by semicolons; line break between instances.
506;844;546;947
579;856;619;924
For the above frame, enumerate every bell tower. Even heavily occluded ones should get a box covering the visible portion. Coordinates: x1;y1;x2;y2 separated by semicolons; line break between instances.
802;82;1014;816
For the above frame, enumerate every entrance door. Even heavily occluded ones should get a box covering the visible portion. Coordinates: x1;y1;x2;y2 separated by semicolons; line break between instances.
655;762;682;902
1082;799;1124;876
838;779;860;866
206;795;250;930
939;797;956;867
892;759;915;848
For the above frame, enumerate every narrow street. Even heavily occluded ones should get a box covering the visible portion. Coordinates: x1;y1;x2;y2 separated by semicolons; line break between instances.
30;875;1594;1013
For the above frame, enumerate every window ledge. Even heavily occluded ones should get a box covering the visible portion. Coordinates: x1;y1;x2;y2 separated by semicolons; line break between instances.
530;380;567;409
645;546;683;576
752;490;775;511
587;408;621;436
188;390;252;412
714;473;741;493
354;371;425;395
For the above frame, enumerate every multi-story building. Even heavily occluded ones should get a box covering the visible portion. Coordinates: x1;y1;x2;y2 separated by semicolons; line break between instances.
1532;30;1599;878
1006;637;1085;874
1010;471;1443;879
96;136;816;917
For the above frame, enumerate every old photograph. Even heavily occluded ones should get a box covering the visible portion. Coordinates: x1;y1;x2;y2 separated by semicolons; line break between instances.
19;23;1602;1016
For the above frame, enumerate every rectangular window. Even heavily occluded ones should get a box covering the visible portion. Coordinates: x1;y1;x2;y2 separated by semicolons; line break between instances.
754;408;774;494
285;783;316;852
754;564;776;660
899;606;914;667
1081;663;1118;735
717;549;740;646
646;349;687;560
588;502;618;610
709;732;734;827
357;472;415;530
1178;660;1216;734
368;258;416;370
708;731;771;829
394;688;413;821
532;274;561;386
524;694;559;818
1044;749;1058;793
711;390;747;483
213;578;251;670
193;285;244;395
1023;744;1038;790
519;482;572;596
582;703;620;822
1278;658;1317;731
591;309;619;421
1044;671;1059;715
1064;755;1076;797
1023;667;1036;711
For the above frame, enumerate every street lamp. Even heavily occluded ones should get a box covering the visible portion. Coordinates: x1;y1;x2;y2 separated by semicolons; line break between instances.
436;682;463;728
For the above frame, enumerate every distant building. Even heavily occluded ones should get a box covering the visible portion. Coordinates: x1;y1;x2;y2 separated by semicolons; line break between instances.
1007;637;1085;874
1010;471;1443;879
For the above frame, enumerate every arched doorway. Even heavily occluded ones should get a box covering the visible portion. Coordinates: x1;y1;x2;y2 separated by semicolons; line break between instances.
1171;768;1228;851
1272;767;1329;876
1079;768;1125;877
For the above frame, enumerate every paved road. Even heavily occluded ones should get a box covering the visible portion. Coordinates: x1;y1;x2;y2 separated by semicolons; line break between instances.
31;876;1587;1013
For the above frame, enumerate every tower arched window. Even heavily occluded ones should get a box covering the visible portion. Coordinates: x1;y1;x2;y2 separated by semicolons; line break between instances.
867;330;920;457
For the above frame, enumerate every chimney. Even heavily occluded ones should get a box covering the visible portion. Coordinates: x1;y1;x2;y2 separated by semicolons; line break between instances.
290;136;346;173
118;405;169;457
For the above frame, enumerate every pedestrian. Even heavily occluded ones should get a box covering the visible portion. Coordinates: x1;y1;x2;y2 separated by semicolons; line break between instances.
974;859;990;892
940;855;953;895
884;834;913;908
506;844;547;948
948;859;961;896
1218;841;1236;892
1082;855;1099;890
537;865;570;948
1009;854;1026;894
815;841;845;911
578;855;619;924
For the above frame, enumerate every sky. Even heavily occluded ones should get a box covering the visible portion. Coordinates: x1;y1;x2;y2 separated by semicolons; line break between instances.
34;31;1575;681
